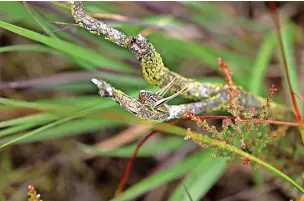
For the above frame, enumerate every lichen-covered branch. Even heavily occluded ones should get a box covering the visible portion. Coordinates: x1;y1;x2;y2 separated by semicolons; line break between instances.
91;78;291;122
70;1;226;100
91;78;227;122
70;1;292;122
91;78;169;122
70;1;132;48
91;78;222;122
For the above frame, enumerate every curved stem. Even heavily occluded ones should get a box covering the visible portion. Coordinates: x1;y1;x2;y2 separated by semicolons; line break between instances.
184;129;304;194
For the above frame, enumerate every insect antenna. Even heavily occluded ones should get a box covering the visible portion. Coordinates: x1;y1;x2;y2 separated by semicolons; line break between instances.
43;21;78;36
136;78;142;95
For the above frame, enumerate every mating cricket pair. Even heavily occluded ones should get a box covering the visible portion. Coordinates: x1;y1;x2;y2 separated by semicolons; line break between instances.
92;77;187;113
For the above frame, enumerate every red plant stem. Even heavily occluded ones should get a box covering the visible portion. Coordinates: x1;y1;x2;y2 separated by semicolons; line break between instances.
267;2;304;143
115;118;189;196
196;115;299;127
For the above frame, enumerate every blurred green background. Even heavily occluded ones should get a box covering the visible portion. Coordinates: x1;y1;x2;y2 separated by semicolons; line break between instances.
0;2;303;201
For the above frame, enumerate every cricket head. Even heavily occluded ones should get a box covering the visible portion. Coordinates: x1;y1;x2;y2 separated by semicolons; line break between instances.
138;90;158;104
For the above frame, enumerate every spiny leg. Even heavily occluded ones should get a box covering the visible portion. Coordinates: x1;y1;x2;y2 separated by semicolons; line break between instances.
155;77;178;97
154;87;187;108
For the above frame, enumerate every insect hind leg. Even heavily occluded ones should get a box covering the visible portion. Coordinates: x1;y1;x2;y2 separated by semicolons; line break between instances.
155;77;178;97
154;87;187;108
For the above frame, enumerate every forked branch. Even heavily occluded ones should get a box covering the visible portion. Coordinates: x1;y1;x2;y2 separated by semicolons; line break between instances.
70;1;292;122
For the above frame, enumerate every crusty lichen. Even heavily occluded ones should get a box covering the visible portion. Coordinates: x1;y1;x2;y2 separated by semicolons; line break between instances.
70;1;133;48
70;1;291;122
91;78;170;122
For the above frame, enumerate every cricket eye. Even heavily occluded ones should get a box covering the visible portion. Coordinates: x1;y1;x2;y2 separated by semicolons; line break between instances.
138;91;145;100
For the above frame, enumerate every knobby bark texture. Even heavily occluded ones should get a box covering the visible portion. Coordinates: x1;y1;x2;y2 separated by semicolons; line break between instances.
70;1;292;123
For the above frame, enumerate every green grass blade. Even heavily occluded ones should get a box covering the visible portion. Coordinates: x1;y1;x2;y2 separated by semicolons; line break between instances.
0;94;121;146
0;123;43;138
0;105;100;149
79;137;185;158
183;129;304;194
112;150;213;201
0;95;110;112
23;2;57;38
0;44;58;54
19;119;117;143
250;31;276;95
0;20;131;72
281;22;303;113
0;2;32;22
0;97;73;112
168;157;226;201
0;113;57;128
